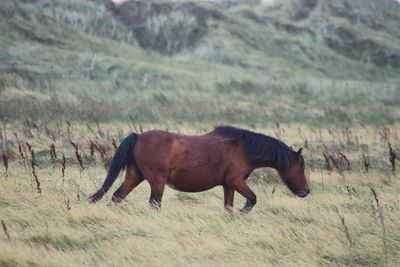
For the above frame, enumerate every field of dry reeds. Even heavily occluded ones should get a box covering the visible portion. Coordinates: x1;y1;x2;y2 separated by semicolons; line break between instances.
1;120;399;266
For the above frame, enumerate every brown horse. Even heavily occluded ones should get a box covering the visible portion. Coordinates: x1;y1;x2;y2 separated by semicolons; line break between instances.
89;126;309;212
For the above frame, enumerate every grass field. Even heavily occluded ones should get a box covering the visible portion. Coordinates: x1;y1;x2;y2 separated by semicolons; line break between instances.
0;121;399;266
1;0;400;266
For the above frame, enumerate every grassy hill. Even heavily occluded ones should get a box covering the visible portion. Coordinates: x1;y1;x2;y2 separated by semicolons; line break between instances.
1;0;400;126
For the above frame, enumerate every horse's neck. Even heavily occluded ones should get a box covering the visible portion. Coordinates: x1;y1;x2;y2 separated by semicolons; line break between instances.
253;160;279;171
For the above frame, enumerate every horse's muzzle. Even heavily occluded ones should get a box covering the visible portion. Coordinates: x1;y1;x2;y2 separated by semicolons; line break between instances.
296;188;310;198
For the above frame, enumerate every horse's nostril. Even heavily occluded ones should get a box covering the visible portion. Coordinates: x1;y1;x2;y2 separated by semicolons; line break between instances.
296;189;309;198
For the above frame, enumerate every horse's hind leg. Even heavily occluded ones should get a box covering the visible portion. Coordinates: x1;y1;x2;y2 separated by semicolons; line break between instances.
232;180;257;213
111;165;144;203
223;185;235;212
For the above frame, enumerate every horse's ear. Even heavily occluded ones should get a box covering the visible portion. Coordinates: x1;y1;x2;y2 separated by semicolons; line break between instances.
296;148;303;155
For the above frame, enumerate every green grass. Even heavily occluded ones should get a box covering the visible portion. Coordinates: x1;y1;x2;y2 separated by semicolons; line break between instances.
0;0;400;126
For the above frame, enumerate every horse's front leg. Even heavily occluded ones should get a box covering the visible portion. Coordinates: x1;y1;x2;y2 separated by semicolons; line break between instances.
149;181;166;210
232;180;257;213
223;185;235;212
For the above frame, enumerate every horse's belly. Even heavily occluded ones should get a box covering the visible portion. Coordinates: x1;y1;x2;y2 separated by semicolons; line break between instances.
166;181;218;192
166;172;222;192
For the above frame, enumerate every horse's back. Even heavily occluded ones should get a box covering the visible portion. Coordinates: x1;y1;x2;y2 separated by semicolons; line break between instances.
135;129;226;170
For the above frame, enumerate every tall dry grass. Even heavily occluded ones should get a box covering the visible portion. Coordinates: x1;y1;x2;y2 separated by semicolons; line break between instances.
0;121;399;266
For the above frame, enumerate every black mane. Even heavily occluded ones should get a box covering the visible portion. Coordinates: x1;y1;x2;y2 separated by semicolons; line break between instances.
214;126;294;170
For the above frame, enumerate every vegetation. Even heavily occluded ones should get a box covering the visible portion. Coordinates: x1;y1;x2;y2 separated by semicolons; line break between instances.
0;121;399;266
1;0;400;266
1;0;399;125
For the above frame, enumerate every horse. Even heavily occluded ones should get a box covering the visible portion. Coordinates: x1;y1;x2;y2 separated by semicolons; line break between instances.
89;125;309;212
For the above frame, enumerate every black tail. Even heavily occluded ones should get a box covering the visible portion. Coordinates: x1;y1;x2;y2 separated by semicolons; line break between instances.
89;133;141;203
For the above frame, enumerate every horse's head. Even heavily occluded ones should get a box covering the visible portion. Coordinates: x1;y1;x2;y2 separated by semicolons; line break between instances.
279;148;309;198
